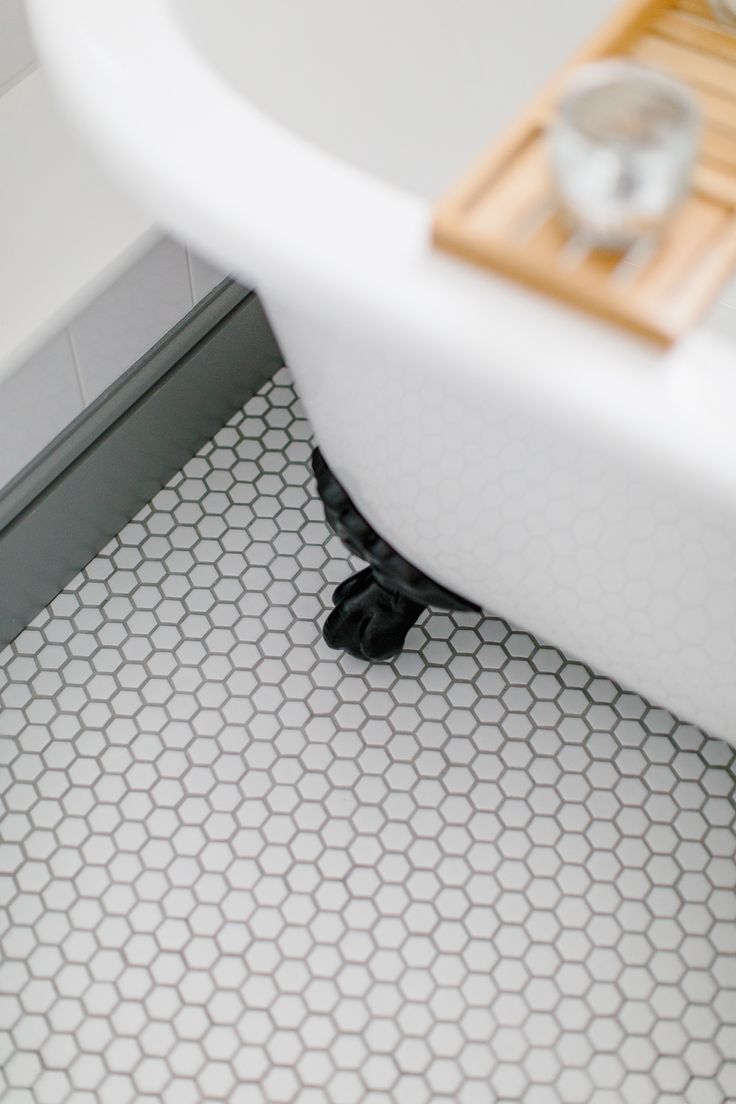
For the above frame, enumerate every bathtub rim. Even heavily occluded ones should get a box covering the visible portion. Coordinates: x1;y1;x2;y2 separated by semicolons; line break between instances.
26;0;736;508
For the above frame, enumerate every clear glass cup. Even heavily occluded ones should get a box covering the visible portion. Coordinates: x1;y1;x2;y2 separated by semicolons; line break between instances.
710;0;736;26
547;60;701;251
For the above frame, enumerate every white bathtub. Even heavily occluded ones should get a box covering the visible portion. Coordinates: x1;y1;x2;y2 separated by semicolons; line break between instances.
28;0;736;744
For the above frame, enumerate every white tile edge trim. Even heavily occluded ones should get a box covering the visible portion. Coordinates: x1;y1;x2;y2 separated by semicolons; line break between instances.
0;227;160;385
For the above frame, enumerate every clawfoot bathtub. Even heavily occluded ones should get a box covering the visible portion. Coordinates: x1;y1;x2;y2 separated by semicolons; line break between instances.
28;0;736;744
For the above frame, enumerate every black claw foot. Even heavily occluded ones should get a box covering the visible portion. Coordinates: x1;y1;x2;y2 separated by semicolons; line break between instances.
312;447;480;662
324;567;424;662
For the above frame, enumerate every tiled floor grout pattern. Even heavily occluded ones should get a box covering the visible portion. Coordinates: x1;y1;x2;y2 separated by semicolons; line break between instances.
1;367;735;1104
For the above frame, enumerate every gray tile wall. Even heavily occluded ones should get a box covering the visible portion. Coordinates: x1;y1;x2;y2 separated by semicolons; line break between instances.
0;0;34;94
0;239;228;492
0;330;82;483
0;2;228;493
68;239;195;405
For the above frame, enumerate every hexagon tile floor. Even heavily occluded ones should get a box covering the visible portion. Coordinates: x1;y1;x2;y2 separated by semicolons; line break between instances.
1;367;735;1104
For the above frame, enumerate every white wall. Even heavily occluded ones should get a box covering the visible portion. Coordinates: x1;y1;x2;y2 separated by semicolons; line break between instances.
0;1;228;493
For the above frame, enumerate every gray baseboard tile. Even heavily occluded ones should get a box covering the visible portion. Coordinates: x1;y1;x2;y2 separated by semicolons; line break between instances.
0;282;283;650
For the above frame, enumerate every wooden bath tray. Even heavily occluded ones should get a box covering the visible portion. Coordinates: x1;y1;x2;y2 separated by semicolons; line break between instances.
433;0;736;344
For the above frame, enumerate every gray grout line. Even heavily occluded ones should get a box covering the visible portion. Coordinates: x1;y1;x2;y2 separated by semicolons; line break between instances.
65;324;89;408
0;58;40;99
184;248;197;309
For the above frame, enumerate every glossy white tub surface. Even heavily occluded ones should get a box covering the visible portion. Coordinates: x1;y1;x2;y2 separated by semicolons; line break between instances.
28;0;736;743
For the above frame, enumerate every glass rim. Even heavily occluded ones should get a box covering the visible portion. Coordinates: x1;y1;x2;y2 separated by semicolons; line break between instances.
555;59;701;140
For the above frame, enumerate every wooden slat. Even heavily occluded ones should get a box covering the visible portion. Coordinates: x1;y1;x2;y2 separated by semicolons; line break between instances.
578;245;636;282
438;229;673;343
525;215;636;283
702;127;736;172
634;198;727;298
691;85;736;136
631;33;736;95
463;140;550;240
656;219;736;331
605;0;684;51
696;162;736;201
674;0;719;19
655;9;736;57
631;40;736;134
524;212;572;259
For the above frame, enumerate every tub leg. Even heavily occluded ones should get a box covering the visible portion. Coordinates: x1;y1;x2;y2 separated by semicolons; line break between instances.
312;447;479;662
